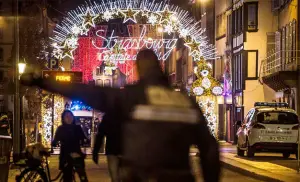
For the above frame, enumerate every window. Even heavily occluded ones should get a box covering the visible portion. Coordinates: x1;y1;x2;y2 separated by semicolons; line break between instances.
266;33;275;57
233;52;245;91
245;50;258;79
226;14;232;44
216;13;226;39
233;7;243;34
245;2;258;32
257;111;298;125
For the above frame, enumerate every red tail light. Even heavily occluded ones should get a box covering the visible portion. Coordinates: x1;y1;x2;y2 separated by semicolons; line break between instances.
292;125;299;130
253;124;266;129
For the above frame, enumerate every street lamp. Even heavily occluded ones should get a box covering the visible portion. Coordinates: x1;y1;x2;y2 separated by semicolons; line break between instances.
18;59;27;76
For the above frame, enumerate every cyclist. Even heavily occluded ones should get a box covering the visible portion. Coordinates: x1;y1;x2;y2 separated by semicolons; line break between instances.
52;110;88;182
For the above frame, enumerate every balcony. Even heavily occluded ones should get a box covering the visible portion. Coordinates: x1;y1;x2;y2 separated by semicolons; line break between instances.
260;50;299;91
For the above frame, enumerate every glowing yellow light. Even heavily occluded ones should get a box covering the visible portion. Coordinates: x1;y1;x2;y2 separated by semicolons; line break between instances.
157;26;163;33
56;75;71;82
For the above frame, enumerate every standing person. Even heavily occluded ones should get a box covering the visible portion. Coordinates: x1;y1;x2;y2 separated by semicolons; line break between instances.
52;110;88;182
21;49;221;182
92;112;122;182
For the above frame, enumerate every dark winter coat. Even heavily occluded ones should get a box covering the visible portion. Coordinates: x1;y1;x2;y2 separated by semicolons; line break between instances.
52;124;87;169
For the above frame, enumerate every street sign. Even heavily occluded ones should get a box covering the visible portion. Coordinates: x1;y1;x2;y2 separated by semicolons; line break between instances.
47;58;59;70
42;71;83;83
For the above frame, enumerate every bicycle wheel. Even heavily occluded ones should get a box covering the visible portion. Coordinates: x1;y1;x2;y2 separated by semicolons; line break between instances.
16;167;48;182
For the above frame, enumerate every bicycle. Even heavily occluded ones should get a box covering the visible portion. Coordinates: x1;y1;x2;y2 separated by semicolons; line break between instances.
15;151;76;182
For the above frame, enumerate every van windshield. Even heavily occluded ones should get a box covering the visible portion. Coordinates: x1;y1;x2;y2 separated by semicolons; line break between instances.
257;112;298;125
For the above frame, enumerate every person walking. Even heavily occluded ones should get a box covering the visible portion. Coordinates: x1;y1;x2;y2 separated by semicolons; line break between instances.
93;112;122;182
52;110;88;182
21;49;221;182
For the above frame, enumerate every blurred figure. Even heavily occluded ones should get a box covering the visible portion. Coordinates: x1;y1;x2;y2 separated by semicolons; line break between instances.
93;112;122;182
52;110;88;182
21;49;220;182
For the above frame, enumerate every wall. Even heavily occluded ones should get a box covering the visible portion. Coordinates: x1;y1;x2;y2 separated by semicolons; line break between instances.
215;0;228;79
243;0;276;114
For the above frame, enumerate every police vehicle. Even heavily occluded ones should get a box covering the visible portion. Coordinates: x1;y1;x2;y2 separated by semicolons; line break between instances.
236;102;299;158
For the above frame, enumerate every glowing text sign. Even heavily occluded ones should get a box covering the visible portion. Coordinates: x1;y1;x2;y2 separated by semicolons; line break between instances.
56;75;71;82
42;71;83;83
92;26;178;62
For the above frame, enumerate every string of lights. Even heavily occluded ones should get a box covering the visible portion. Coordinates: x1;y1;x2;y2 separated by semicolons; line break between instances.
50;0;218;61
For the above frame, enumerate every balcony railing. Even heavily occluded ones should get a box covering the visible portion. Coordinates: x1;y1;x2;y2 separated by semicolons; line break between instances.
260;50;300;79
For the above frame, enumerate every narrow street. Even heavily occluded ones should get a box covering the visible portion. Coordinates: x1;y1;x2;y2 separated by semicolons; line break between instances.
9;155;261;182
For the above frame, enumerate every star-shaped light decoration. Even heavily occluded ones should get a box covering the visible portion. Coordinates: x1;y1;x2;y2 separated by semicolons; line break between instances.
80;8;98;29
118;8;140;23
57;41;75;59
184;38;201;55
164;23;174;35
157;6;176;24
103;11;113;22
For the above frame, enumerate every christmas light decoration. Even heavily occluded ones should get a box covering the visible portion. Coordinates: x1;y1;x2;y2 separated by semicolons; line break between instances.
103;11;114;21
192;57;223;97
119;8;140;23
92;25;177;61
54;95;65;133
198;98;217;137
192;57;223;138
50;0;218;61
80;8;98;29
193;87;204;96
212;86;223;96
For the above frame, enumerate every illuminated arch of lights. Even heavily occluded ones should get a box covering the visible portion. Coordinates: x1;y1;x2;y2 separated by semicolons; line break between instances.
51;0;218;62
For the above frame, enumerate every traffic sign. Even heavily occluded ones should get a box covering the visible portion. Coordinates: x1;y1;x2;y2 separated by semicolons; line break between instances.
42;71;83;83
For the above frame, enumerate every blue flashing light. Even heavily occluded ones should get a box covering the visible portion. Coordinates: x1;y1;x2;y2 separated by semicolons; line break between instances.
70;101;92;111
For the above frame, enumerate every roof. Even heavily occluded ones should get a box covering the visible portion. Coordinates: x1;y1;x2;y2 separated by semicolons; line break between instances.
254;107;298;115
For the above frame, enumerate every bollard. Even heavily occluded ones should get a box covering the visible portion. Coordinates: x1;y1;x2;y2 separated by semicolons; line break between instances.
0;135;12;182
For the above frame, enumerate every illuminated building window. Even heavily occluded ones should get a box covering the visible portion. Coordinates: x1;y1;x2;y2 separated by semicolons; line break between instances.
216;12;226;39
245;2;258;32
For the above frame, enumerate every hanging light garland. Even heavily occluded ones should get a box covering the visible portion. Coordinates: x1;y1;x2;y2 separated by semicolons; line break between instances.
50;0;218;62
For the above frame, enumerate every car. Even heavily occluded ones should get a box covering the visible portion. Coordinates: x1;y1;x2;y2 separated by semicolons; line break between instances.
236;102;299;158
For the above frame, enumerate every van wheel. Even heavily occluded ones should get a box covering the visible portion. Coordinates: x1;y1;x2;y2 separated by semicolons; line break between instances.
237;146;244;157
282;152;290;158
246;141;255;158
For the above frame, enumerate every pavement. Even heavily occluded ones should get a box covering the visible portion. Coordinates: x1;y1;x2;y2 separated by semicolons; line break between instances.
218;142;300;182
8;142;300;181
9;155;260;182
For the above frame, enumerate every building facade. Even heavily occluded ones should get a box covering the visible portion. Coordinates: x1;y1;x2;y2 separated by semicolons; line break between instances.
260;0;299;114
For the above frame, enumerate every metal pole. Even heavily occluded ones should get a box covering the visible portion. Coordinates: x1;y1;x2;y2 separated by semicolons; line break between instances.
51;94;54;153
13;0;20;161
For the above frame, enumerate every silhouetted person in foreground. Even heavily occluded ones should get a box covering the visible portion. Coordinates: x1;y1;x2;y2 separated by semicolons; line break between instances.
93;112;122;182
21;49;220;182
